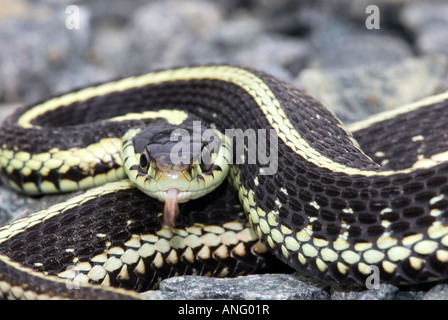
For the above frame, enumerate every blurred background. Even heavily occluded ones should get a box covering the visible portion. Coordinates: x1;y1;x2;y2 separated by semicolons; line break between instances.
1;0;448;125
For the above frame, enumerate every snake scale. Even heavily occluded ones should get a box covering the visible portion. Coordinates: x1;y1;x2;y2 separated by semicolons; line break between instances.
0;65;447;299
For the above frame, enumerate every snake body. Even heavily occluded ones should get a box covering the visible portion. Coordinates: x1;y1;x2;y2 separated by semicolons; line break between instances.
0;65;448;299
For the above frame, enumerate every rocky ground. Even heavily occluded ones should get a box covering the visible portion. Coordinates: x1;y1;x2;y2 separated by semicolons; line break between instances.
1;0;448;300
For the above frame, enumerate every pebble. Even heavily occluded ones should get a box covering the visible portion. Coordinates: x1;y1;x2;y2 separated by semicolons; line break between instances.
422;284;448;300
143;273;330;300
309;16;413;70
129;0;224;71
401;2;448;56
0;2;95;103
296;55;448;123
227;34;310;82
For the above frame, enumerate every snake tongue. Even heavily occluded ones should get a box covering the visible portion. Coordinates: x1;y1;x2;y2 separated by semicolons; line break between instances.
164;188;180;227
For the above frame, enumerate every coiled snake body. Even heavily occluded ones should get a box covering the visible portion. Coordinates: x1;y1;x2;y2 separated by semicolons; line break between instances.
0;65;448;299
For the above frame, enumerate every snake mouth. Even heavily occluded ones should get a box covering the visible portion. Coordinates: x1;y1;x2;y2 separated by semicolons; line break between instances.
163;188;180;227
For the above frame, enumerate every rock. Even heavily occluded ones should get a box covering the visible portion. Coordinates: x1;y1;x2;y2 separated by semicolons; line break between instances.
354;284;399;300
87;0;148;23
308;14;413;70
143;273;330;300
47;64;114;97
209;14;264;50
311;33;413;71
130;1;310;81
332;284;399;300
422;284;448;300
296;55;448;123
401;2;448;56
0;2;94;103
395;290;426;300
130;0;224;71
227;34;310;82
330;284;364;300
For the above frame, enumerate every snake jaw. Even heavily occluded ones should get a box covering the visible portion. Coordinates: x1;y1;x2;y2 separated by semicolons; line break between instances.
163;188;180;227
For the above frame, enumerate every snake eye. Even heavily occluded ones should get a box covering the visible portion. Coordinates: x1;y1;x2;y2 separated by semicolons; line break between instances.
139;153;149;172
200;162;213;173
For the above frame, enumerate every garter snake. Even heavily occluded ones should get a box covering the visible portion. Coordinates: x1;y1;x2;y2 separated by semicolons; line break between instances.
0;65;448;299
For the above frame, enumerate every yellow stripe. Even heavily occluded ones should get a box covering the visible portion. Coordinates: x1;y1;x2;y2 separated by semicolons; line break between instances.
107;109;188;125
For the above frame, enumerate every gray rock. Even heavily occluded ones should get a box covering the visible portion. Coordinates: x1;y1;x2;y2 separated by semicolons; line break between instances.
47;64;114;97
308;13;413;70
422;284;448;300
0;2;94;103
296;55;448;123
227;34;310;82
330;284;364;300
311;33;413;71
354;284;399;300
401;2;448;56
143;273;330;300
130;0;224;71
395;289;426;300
90;22;142;77
209;14;265;51
87;0;148;22
129;2;310;81
331;284;399;300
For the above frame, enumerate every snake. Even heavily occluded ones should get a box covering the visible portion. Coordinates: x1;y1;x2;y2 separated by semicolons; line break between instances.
0;65;448;300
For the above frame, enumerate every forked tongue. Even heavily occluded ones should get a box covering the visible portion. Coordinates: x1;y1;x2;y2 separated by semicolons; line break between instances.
164;188;180;227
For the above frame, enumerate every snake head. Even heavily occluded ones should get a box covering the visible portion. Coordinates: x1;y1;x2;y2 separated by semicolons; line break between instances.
121;122;231;227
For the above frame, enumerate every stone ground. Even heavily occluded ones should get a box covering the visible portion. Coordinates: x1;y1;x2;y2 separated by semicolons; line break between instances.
1;0;448;300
